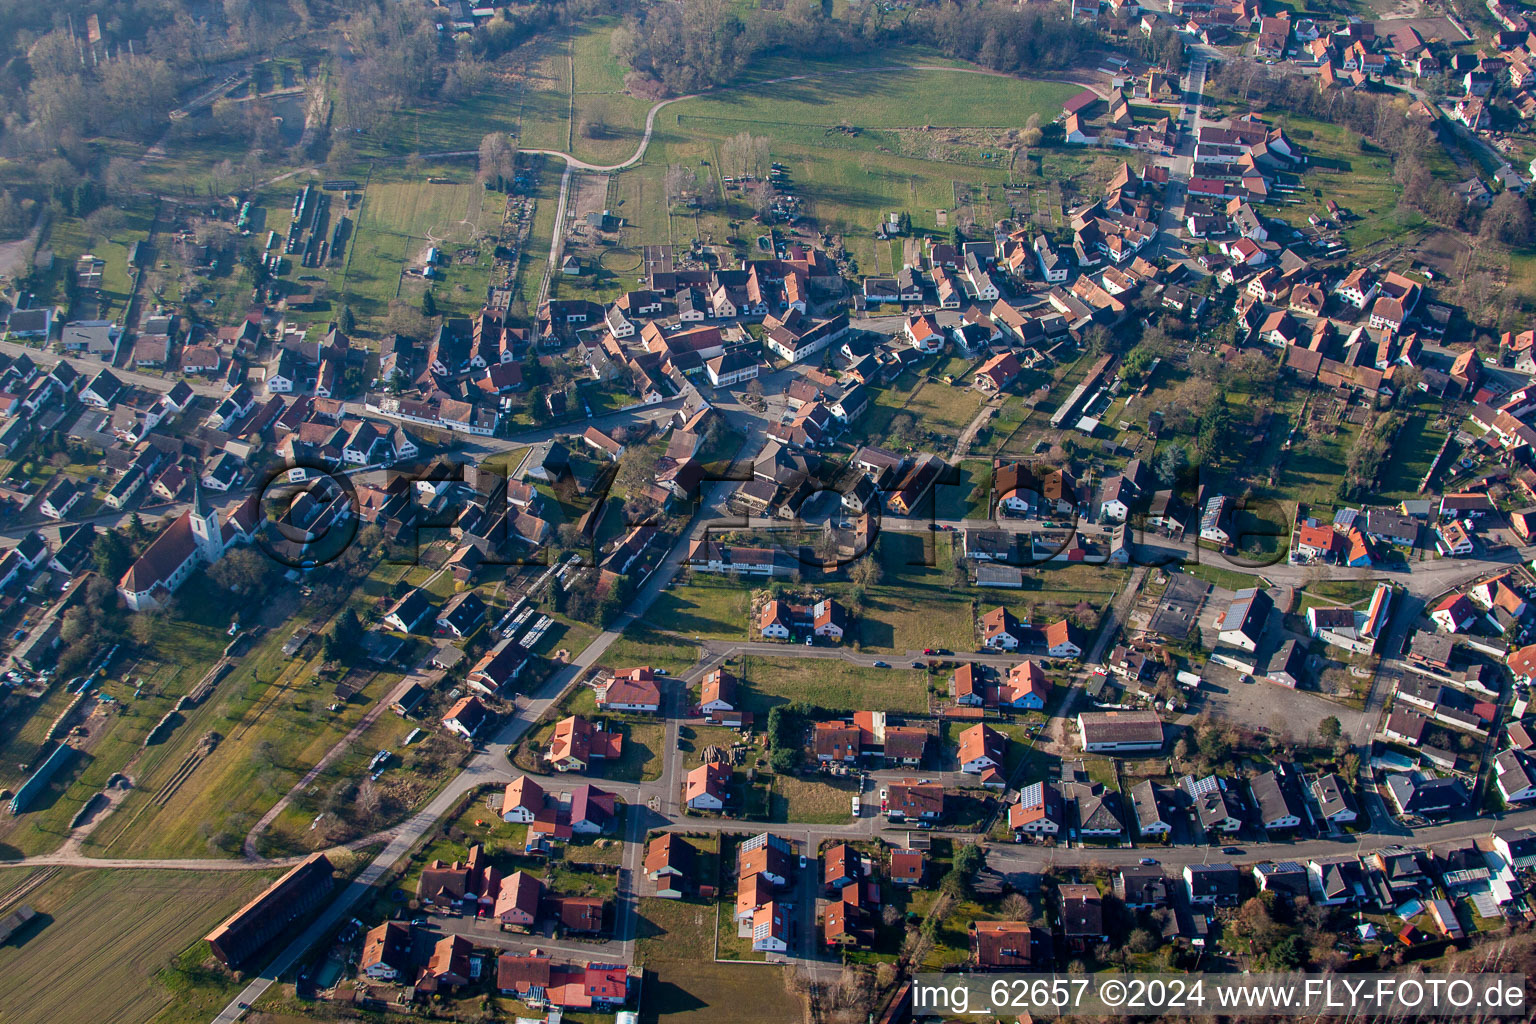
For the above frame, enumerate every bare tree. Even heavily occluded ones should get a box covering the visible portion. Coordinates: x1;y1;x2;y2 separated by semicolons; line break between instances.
751;179;777;218
354;778;382;824
478;132;517;189
721;131;770;180
664;163;698;206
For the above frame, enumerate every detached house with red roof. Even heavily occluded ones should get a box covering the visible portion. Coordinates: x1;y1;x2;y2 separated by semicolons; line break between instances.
644;833;696;899
686;759;731;811
1295;522;1341;562
958;723;1007;774
494;870;543;930
905;313;946;354
979;606;1025;650
548;716;623;772
501;776;546;823
970;921;1039;969
976;352;1023;392
814;721;862;763
884;780;944;822
1430;594;1477;634
419;935;474;993
890;849;926;886
1044;620;1082;659
597;667;662;713
1002;660;1051;709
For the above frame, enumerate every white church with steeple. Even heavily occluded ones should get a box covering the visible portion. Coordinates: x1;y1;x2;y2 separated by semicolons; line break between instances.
118;482;259;612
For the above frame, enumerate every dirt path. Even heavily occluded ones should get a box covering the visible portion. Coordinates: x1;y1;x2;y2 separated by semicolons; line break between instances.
953;393;1001;460
241;674;415;858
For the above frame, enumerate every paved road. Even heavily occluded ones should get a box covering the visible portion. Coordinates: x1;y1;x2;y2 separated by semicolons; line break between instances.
0;339;227;400
989;805;1536;876
207;421;766;1022
732;511;1531;600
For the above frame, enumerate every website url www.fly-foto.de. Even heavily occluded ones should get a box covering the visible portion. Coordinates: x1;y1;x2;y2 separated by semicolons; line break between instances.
910;973;1527;1017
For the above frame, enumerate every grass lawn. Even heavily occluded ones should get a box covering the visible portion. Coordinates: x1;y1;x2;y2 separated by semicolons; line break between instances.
935;459;991;520
671;69;1074;133
31;201;156;322
861;368;987;452
1261;393;1360;514
343;178;502;325
972;562;1130;639
76;570;435;861
605;721;666;783
635;896;719;964
1085;757;1119;789
640;960;800;1024
921;896;1002;970
1261;115;1426;249
646;64;1076;271
652;577;753;639
565;832;627;866
768;773;857;825
598;630;701;678
568;17;656;166
1181;561;1262;591
418;786;532;863
0;867;281;1024
1377;411;1449;501
714;900;767;961
358;35;568;161
1305;579;1380;606
546;860;619;901
533;613;603;660
736;656;929;714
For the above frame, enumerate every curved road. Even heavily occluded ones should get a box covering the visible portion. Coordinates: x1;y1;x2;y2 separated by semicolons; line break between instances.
523;63;1101;305
12;57;1510;1020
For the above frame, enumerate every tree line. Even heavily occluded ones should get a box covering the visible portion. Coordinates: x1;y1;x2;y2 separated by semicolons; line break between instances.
1209;61;1536;243
613;0;1097;98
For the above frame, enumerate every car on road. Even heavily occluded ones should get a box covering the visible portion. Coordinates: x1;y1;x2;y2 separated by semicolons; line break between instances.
1222;847;1243;855
873;661;889;668
1140;857;1158;865
799;855;807;869
911;661;924;669
923;648;936;655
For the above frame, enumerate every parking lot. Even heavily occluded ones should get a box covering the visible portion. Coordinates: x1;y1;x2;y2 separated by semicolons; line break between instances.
1195;660;1367;742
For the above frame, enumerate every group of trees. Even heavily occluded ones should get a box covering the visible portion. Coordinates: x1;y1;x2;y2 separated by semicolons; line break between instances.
322;607;365;663
1209;61;1536;249
765;700;823;773
611;0;1096;98
611;0;762;96
54;576;130;679
548;562;632;628
1340;410;1402;500
918;1;1099;76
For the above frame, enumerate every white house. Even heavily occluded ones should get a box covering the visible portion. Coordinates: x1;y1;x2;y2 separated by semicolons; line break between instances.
1495;749;1536;803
